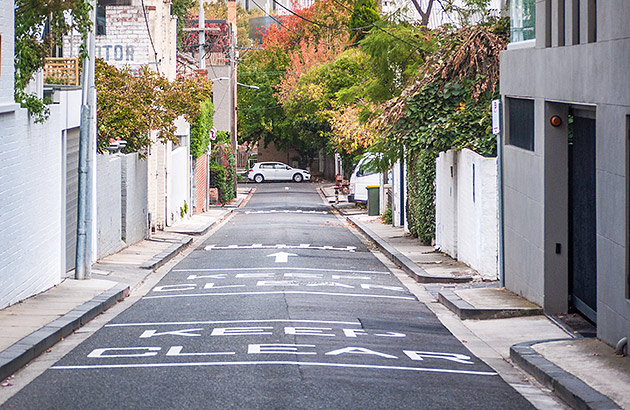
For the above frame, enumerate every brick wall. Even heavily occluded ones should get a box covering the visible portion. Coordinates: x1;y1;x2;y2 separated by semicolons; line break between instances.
194;154;208;213
147;133;167;230
64;0;177;79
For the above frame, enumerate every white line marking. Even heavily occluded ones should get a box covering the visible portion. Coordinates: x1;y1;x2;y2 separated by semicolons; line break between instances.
243;210;328;214
142;291;416;301
105;319;361;328
204;244;356;252
50;361;498;376
172;267;390;275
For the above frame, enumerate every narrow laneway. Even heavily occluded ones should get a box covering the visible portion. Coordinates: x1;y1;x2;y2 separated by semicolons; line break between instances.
1;184;533;409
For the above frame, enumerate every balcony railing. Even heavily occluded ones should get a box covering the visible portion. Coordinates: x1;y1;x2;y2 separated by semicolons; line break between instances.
44;57;80;86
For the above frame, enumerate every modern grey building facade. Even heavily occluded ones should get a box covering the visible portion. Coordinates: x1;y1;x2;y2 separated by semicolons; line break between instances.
500;0;630;346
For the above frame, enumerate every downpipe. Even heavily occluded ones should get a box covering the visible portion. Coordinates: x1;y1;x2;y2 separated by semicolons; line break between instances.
615;337;627;357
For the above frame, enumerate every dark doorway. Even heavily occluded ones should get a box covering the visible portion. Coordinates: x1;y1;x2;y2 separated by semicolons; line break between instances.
568;109;597;323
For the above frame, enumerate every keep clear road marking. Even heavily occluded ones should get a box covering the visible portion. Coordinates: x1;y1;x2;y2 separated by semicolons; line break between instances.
105;319;362;328
172;267;391;275
143;291;416;301
267;252;297;263
50;361;497;376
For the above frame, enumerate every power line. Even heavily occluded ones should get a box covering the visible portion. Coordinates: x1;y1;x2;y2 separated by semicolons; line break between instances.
140;0;160;75
249;0;361;47
272;0;376;31
324;0;425;51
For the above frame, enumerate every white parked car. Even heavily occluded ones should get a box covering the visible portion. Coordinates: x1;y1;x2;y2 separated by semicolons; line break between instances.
349;154;380;203
248;162;311;183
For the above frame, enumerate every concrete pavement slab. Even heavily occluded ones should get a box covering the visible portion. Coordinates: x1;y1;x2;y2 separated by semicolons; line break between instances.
532;338;630;408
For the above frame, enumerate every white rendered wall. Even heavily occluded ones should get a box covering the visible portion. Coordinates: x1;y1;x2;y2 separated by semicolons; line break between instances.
435;150;458;258
0;89;82;309
166;146;190;226
435;149;498;280
0;0;15;107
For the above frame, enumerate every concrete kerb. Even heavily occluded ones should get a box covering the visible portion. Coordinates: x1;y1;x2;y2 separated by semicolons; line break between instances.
346;216;472;284
0;283;128;382
510;339;622;410
140;237;193;270
437;288;543;320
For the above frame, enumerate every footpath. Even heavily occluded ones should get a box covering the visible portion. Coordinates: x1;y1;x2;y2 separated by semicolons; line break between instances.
1;183;628;409
320;184;630;410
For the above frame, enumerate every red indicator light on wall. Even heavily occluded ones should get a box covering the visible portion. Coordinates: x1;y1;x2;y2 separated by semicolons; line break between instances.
550;115;563;127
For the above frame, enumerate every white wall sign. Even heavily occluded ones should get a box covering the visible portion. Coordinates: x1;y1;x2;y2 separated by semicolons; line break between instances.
492;99;501;135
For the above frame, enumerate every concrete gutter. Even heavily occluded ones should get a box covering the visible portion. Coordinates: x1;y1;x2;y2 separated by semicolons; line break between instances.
347;216;472;284
0;284;128;382
510;340;622;410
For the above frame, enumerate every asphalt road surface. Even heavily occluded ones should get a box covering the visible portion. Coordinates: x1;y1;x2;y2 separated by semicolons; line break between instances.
1;183;535;409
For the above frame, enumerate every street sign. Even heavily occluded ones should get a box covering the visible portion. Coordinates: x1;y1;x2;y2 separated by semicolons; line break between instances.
492;99;501;135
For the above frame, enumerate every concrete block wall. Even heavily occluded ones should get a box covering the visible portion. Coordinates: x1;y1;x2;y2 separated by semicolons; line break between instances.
96;153;123;259
435;149;498;280
121;153;148;245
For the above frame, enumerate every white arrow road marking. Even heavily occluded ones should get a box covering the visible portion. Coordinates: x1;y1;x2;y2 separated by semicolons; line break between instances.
267;252;298;263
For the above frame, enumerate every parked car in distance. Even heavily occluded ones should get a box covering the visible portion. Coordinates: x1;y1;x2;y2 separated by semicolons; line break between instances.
349;154;380;203
248;162;311;183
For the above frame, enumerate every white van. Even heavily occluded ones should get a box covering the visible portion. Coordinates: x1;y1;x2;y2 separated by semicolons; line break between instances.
348;154;380;204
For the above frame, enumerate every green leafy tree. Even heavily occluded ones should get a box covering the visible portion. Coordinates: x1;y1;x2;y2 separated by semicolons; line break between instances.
209;131;235;203
190;98;215;159
14;0;92;122
95;59;213;152
373;21;508;241
349;0;380;41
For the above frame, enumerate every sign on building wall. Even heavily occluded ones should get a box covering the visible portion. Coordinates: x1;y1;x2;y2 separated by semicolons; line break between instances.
492;99;501;135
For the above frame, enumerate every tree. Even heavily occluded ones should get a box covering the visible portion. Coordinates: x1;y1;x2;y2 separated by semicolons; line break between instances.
408;0;435;27
95;60;213;153
14;0;92;122
190;98;215;159
349;0;380;41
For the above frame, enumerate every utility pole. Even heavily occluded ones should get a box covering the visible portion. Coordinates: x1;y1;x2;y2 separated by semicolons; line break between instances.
228;0;238;195
199;0;205;70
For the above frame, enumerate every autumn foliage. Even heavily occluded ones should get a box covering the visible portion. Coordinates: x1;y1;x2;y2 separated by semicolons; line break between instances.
95;59;213;153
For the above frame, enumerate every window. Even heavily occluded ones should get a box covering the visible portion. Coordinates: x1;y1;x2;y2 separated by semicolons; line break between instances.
510;0;536;42
508;98;535;151
96;5;106;36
